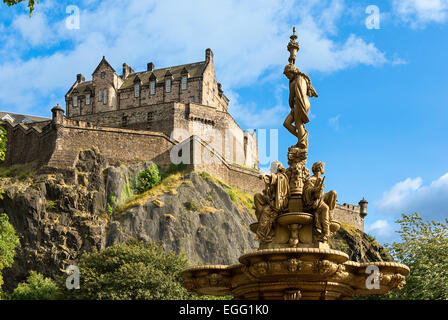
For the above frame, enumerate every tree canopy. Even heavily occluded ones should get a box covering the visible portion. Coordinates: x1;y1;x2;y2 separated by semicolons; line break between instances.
58;240;199;300
0;213;20;291
2;0;37;16
384;213;448;300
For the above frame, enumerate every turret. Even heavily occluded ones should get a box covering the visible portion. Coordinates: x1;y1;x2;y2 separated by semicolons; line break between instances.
359;198;368;218
51;104;64;125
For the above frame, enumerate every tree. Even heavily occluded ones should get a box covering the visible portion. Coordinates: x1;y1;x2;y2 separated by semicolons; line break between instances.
58;240;199;300
0;126;6;162
384;213;448;300
0;126;20;297
2;0;38;16
9;271;59;300
134;164;162;194
0;213;20;292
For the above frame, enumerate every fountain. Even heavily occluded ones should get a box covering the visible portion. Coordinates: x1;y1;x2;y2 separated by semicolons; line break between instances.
181;28;409;300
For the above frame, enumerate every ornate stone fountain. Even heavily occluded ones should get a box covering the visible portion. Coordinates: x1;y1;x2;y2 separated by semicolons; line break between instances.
181;28;409;300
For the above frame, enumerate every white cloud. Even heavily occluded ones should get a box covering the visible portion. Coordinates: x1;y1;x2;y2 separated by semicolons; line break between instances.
376;173;448;220
365;219;395;239
393;0;448;27
328;114;341;130
0;0;395;117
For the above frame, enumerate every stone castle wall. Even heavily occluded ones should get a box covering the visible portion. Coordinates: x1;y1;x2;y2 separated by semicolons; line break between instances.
1;112;263;194
333;203;364;231
1;112;365;229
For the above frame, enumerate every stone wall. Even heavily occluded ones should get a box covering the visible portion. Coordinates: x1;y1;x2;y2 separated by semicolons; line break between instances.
70;101;259;169
333;203;364;231
1;120;56;166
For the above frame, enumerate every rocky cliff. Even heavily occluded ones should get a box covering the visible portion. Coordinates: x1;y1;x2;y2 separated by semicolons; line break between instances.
0;149;392;292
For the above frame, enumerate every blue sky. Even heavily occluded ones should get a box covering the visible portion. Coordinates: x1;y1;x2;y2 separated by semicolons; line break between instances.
1;0;447;244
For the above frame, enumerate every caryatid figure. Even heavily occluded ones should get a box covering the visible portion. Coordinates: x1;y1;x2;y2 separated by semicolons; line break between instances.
303;162;337;243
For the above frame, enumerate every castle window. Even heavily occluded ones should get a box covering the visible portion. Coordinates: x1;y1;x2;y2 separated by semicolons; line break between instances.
182;76;187;90
98;89;102;102
73;95;78;107
86;94;90;105
150;81;156;95
165;79;171;93
101;72;105;79
189;96;195;103
103;89;108;104
135;84;140;97
147;112;154;129
122;115;128;127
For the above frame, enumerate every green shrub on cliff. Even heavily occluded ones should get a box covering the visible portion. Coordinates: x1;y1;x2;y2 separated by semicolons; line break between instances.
134;164;162;194
57;240;198;300
0;126;6;162
0;213;20;291
9;271;59;300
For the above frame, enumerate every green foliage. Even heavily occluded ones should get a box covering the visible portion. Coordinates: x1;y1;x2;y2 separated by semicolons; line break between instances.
2;0;38;16
58;240;200;300
46;200;57;212
0;213;20;290
382;213;448;300
164;162;186;177
0;161;38;179
0;126;6;162
107;195;117;216
366;234;376;243
9;271;59;300
134;164;162;194
184;199;200;212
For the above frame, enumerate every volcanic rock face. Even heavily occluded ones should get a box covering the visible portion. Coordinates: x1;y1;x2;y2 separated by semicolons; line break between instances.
0;149;392;292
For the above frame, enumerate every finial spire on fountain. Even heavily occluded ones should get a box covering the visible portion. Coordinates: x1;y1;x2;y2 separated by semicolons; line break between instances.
287;26;299;65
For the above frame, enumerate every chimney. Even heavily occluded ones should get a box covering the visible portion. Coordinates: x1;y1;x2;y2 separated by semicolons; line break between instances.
147;62;155;72
76;74;85;83
122;63;129;79
205;48;214;63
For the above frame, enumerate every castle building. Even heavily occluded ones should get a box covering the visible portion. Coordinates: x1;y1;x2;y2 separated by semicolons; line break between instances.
0;48;367;230
64;49;258;170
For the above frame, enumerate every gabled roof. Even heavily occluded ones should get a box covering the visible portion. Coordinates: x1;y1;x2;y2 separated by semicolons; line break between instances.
68;81;93;96
120;61;207;89
92;56;116;75
0;111;50;125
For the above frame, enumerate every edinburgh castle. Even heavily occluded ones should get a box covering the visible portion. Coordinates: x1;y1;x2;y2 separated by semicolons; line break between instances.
0;49;367;230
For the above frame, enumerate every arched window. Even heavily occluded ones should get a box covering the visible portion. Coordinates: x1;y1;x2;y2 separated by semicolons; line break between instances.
135;84;140;97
